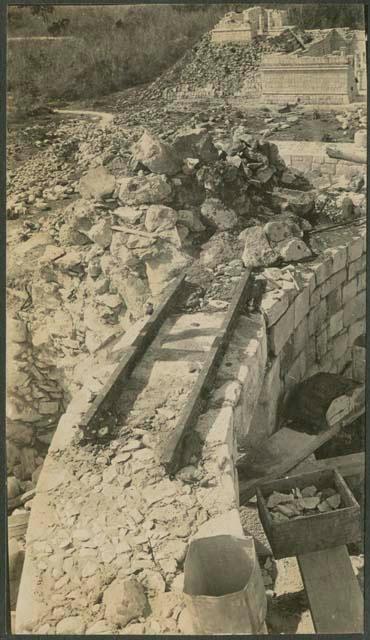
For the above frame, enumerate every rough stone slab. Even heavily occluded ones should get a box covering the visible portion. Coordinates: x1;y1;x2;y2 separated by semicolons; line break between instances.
293;288;310;329
261;289;289;328
268;304;294;356
193;509;244;541
320;268;347;298
309;258;332;285
348;235;364;262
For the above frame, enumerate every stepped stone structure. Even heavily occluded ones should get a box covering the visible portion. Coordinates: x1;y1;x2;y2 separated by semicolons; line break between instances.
211;7;293;45
262;28;367;105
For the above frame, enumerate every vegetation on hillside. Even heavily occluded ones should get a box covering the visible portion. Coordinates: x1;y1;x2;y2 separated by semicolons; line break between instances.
7;3;365;115
7;5;228;113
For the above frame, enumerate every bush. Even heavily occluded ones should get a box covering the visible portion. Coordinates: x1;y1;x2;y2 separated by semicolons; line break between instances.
7;5;228;111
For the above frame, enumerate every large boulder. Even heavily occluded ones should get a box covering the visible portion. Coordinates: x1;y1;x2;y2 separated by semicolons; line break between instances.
145;246;192;295
117;175;172;206
110;233;139;268
172;127;218;163
275;237;312;262
86;218;112;249
201;198;238;231
241;226;279;268
271;188;315;217
177;209;205;233
144;205;177;233
114;206;144;225
58;199;95;247
264;216;303;245
79;166;116;201
199;232;242;269
110;267;151;318
131;130;182;176
103;577;148;628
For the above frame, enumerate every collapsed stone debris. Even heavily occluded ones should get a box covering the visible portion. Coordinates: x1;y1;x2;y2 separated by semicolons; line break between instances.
7;6;367;636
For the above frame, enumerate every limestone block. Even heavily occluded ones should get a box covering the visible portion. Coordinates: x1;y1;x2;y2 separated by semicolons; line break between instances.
79;166;116;201
316;329;328;362
348;236;364;262
276;238;311;262
357;271;366;292
86;219;112;249
329;310;344;338
193;509;244;540
268;304;294;356
299;269;316;296
327;288;342;315
293;317;308;359
320;268;346;298
348;318;366;346
114;206;144;225
348;255;366;280
343;291;366;327
264;218;302;244
284;351;306;390
212;381;242;408
261;289;289;327
308;299;327;336
280;335;294;374
205;405;234;453
131;130;182;176
144;205;177;233
201;198;238;231
172;127;218;163
342;278;357;305
323;246;347;274
241;226;278;268
305;340;316;371
310;288;320;307
103;577;148;628
321;162;336;175
117;175;172;206
352;344;365;384
293;287;310;329
248;357;281;443
332;331;349;361
309;258;332;285
177;209;205;233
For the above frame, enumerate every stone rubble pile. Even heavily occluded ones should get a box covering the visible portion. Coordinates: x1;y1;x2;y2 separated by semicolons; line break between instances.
313;171;366;223
266;486;343;522
7;318;64;483
124;29;310;103
336;106;367;133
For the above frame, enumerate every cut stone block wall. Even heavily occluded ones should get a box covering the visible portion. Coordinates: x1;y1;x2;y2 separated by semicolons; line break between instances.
270;140;366;179
258;225;366;443
261;54;357;104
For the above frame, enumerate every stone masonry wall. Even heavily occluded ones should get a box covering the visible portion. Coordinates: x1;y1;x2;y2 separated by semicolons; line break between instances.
261;54;356;104
248;223;366;445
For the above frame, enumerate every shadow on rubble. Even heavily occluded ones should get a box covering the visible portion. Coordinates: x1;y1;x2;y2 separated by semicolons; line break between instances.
266;590;310;634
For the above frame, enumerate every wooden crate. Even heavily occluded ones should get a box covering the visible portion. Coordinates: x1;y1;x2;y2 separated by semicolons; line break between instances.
256;469;361;559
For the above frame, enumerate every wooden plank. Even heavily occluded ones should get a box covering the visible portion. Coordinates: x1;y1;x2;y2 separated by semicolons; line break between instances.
159;270;252;474
132;274;186;356
290;452;365;481
298;546;363;633
238;406;364;504
79;274;185;432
